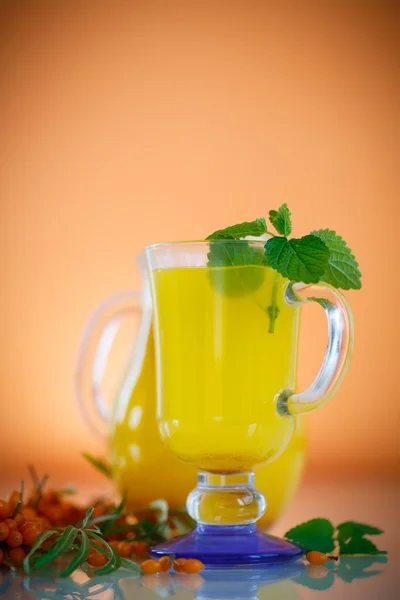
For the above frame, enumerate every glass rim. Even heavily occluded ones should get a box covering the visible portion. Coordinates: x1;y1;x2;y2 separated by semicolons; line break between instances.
145;239;267;251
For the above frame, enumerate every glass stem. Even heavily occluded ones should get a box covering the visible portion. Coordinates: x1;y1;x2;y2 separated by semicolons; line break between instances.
267;273;280;333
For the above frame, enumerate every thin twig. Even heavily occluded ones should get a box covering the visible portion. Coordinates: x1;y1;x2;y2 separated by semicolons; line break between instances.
11;480;25;518
31;474;49;508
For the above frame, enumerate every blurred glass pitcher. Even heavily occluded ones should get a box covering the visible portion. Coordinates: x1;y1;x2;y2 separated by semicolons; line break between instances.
75;257;305;527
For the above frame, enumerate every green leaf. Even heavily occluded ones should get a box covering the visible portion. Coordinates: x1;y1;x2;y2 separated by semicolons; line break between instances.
23;530;59;574
269;204;292;236
87;531;122;575
120;557;143;576
82;506;95;528
311;229;362;290
206;218;268;240
337;521;384;540
60;532;90;578
207;241;267;296
265;235;330;284
285;518;335;553
338;536;387;556
34;525;78;568
82;452;113;479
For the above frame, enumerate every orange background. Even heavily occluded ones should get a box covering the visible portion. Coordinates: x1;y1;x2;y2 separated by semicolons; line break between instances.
0;0;398;489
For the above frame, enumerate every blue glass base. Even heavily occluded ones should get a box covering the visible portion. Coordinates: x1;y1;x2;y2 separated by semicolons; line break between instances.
150;524;303;566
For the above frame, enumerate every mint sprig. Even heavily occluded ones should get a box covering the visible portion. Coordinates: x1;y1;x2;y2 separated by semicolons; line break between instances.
269;203;292;236
284;518;387;556
311;229;362;290
206;217;269;240
265;235;330;284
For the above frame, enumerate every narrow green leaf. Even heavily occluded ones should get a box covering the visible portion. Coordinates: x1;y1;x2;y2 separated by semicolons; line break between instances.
311;229;361;290
269;204;292;236
115;490;128;515
285;518;335;553
60;531;90;578
265;235;330;284
337;521;384;540
82;506;95;528
23;530;59;574
206;218;268;240
82;452;113;479
34;525;78;568
120;557;143;575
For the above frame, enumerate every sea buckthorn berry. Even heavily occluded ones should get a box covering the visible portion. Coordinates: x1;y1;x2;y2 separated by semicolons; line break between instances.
4;518;17;531
9;547;26;565
21;522;41;546
87;552;108;567
0;522;10;541
7;529;23;548
159;555;172;572
0;548;4;563
142;559;161;575
109;540;120;550
173;558;187;573
21;507;37;520
0;500;11;519
117;541;133;557
15;513;25;527
131;540;148;555
183;558;204;574
306;551;328;566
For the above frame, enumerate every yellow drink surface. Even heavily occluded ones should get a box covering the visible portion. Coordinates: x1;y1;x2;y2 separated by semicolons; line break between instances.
153;265;300;472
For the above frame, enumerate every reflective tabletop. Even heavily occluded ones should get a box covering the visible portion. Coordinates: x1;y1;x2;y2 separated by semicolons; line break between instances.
0;479;397;599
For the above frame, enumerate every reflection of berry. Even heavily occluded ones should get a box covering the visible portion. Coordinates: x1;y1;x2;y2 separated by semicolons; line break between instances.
142;559;161;575
307;565;329;579
0;500;11;520
7;529;23;548
306;551;328;565
9;547;26;565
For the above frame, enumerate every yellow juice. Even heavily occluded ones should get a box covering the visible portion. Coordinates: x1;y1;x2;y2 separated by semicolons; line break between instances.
153;265;300;473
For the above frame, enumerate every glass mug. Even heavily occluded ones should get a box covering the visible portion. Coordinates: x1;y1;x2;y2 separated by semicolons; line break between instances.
145;240;353;565
75;259;305;527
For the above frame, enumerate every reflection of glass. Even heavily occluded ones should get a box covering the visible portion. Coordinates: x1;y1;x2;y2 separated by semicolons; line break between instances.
7;556;386;599
75;257;306;527
146;241;353;565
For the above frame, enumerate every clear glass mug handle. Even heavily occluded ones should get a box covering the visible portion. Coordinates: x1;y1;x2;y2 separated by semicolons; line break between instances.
74;290;143;438
278;282;354;416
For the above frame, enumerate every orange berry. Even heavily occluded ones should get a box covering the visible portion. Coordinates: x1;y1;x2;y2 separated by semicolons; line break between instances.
7;529;23;548
21;522;41;546
9;546;26;565
15;513;25;527
87;552;108;567
142;559;161;575
306;551;329;566
173;558;187;573
183;558;204;574
117;541;133;557
131;540;148;555
21;507;37;520
0;548;4;563
159;555;172;572
4;518;17;530
0;500;11;520
109;540;120;550
0;522;10;541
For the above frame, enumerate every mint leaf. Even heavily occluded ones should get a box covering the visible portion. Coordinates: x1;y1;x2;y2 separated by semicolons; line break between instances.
207;241;266;296
269;204;292;236
339;536;387;556
206;218;268;240
285;518;335;553
311;229;361;290
337;521;383;540
265;235;329;284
